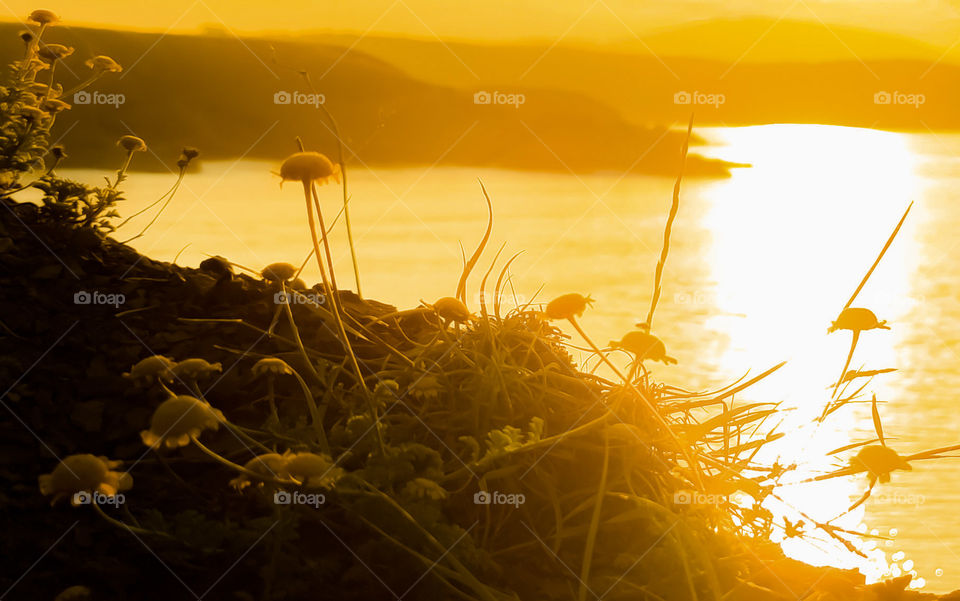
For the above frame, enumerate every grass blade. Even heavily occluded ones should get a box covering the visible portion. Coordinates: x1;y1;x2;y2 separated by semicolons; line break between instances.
644;114;693;331
842;201;913;311
456;180;494;305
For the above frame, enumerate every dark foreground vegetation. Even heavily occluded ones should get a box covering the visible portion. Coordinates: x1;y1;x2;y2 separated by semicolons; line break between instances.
5;181;958;601
3;9;960;601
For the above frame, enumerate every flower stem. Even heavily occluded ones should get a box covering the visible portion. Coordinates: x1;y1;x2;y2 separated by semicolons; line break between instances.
225;424;274;454
303;181;382;452
117;167;186;241
60;73;104;99
825;330;861;418
310;182;339;292
289;366;330;455
279;295;330;453
112;152;134;190
190;435;293;484
305;73;361;296
92;502;172;539
578;428;609;601
266;377;279;424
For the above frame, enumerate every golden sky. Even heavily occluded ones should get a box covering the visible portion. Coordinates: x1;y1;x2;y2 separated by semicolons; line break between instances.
2;0;959;47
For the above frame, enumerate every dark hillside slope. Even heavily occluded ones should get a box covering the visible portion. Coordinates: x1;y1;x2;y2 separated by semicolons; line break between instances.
0;25;731;176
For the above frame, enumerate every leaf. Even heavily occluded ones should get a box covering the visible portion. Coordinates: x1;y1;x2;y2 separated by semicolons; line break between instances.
871;394;884;446
528;417;544;442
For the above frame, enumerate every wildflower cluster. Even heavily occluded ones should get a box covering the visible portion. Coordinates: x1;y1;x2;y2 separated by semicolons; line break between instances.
0;10;199;236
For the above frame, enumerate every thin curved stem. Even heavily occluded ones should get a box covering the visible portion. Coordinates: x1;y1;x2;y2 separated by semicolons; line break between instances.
190;435;297;484
41;61;56;104
288;367;330;454
311;182;338;291
842;201;913;312
278;284;322;385
60;72;105;99
302;181;382;451
279;293;330;452
112;152;134;190
578;428;609;601
226;423;274;454
304;72;361;296
156;451;200;494
825;330;861;418
158;380;176;398
119;177;184;244
644;115;692;331
303;181;332;298
0;155;62;199
265;377;279;424
263;503;286;601
92;501;172;539
116;167;185;231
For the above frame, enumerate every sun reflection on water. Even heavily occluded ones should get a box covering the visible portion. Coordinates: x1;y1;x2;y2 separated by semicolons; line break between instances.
698;124;924;584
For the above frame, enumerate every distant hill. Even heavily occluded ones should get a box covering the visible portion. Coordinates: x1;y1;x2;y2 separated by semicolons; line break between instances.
4;18;955;178
0;24;730;177
624;18;947;63
310;17;950;71
302;22;960;132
